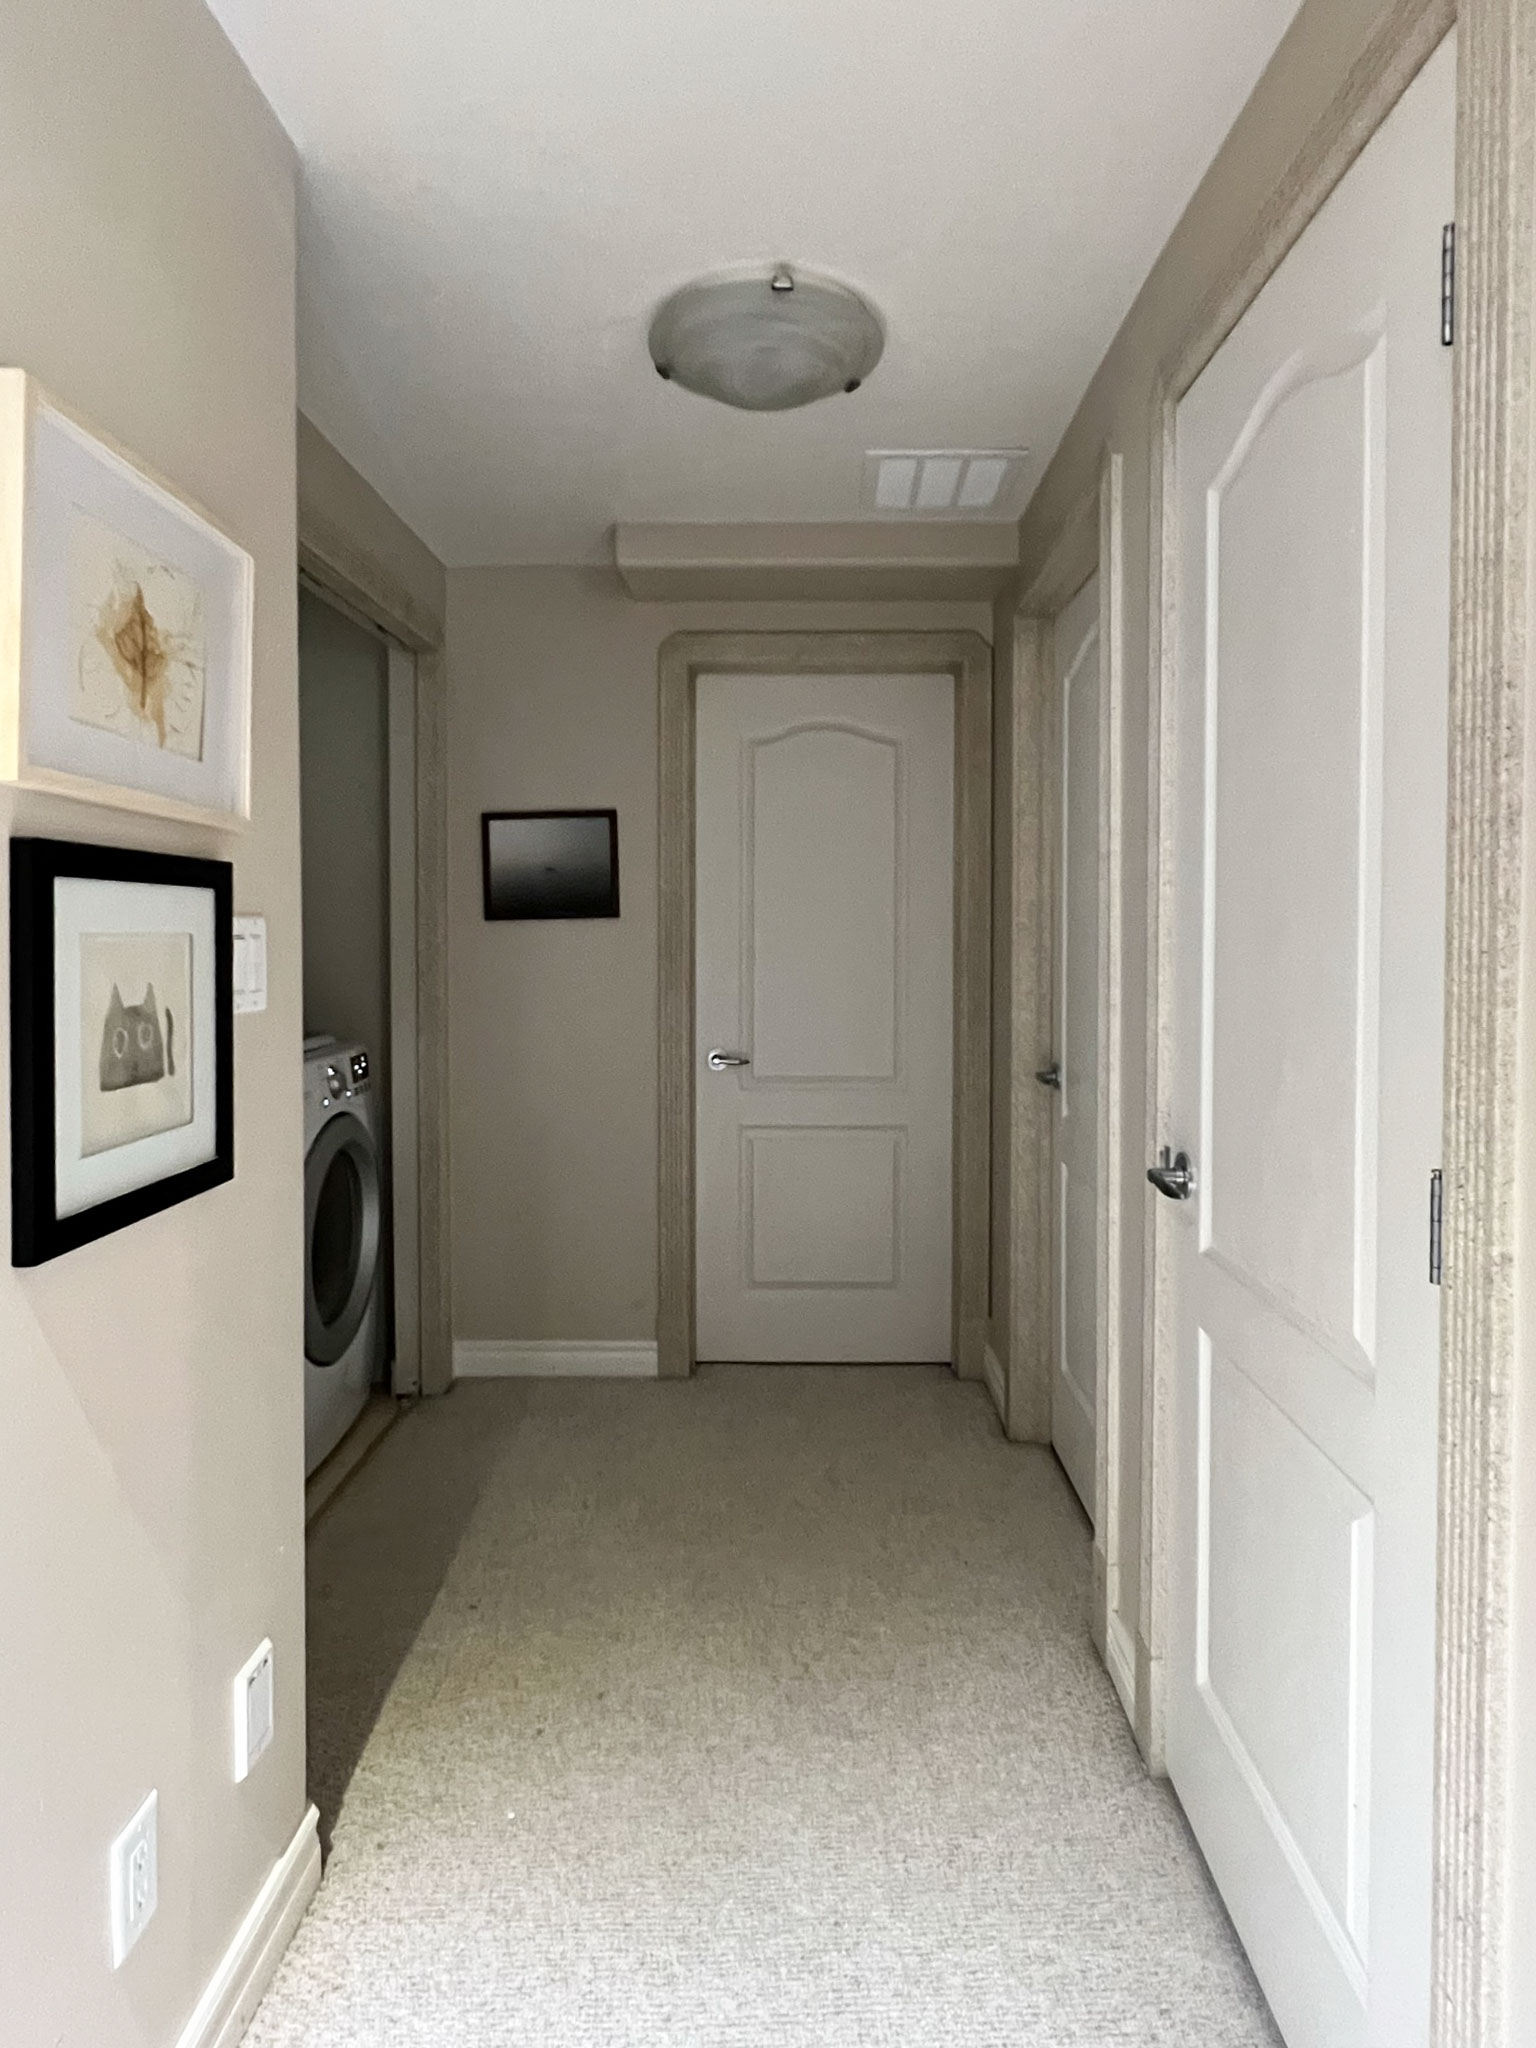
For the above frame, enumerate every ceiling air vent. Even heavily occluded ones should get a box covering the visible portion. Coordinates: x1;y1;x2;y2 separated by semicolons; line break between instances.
863;448;1029;519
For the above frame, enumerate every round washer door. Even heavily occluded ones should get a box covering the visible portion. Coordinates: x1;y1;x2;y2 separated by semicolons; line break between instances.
305;1111;382;1367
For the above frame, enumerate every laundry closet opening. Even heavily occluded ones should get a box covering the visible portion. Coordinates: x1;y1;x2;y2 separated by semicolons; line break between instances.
298;585;417;1484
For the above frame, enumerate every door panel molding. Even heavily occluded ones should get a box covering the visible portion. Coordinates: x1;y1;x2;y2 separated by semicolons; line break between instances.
657;631;992;1381
1133;1;1536;2041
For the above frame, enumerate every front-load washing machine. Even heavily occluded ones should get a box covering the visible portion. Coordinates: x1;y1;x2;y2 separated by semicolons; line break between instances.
303;1035;384;1475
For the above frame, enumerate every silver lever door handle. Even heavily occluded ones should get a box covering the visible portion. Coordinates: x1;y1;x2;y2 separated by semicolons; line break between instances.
707;1049;751;1071
1035;1062;1061;1091
1147;1147;1196;1201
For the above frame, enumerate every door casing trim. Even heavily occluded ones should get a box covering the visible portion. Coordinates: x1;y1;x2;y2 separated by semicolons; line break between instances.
657;631;993;1380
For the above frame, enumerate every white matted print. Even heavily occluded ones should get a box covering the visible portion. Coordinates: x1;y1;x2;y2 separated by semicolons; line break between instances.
0;371;252;826
79;931;195;1158
53;877;218;1218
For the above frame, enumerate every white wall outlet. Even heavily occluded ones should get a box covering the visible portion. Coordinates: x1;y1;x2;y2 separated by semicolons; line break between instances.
233;1638;274;1782
232;915;268;1015
109;1789;158;1968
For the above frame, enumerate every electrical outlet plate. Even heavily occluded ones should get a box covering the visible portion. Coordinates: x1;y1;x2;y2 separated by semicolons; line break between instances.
109;1789;158;1968
233;1638;274;1782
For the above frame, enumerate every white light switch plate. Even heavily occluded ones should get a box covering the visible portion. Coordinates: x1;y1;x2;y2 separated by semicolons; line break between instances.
232;916;267;1015
109;1789;158;1968
233;1638;274;1782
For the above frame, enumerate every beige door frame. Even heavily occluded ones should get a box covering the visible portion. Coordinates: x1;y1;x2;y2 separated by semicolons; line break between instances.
1129;2;1531;2040
1008;453;1128;1712
297;517;453;1398
656;631;993;1381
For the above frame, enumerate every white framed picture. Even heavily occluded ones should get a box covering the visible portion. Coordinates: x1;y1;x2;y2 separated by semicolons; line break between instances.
0;371;253;827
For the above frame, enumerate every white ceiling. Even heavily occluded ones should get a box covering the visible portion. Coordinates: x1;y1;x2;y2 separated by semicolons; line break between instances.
207;0;1303;567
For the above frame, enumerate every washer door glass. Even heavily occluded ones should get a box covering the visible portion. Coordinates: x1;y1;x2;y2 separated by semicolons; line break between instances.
305;1112;382;1366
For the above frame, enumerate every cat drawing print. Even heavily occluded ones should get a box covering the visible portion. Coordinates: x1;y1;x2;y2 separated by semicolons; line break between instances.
100;982;175;1093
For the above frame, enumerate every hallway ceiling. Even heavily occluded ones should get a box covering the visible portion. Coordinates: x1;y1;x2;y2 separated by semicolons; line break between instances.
206;0;1303;567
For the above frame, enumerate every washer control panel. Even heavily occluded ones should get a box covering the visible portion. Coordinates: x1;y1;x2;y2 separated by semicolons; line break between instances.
306;1044;373;1115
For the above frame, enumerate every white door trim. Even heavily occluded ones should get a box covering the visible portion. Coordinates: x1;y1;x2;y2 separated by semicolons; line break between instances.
1128;2;1535;2040
657;631;992;1380
386;642;422;1399
1011;452;1130;1716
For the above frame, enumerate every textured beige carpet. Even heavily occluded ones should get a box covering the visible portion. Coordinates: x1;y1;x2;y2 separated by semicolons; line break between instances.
247;1368;1280;2047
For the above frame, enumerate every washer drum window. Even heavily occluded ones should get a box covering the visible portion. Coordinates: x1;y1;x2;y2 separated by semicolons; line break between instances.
304;1112;382;1366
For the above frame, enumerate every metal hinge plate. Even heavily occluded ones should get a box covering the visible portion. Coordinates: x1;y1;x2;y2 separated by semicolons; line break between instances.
1442;224;1456;347
1430;1168;1444;1285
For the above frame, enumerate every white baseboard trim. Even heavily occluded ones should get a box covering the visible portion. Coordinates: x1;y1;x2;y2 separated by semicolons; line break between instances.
982;1343;1007;1426
175;1803;320;2048
454;1339;660;1380
1105;1612;1138;1728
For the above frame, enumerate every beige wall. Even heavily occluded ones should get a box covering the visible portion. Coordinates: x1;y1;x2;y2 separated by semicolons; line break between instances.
990;0;1429;1654
0;4;306;2042
447;567;991;1345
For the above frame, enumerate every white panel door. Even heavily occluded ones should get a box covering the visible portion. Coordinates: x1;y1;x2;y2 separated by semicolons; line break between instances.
1051;572;1101;1517
1164;39;1452;2048
695;672;954;1362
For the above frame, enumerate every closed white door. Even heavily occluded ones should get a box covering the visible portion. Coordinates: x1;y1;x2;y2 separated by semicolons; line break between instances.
695;671;954;1362
1050;572;1101;1518
1164;37;1452;2048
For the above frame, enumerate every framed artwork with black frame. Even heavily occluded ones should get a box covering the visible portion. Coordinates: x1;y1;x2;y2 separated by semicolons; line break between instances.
481;809;621;921
10;837;234;1266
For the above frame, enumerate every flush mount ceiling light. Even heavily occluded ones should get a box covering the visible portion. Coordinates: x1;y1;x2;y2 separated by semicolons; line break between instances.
649;266;884;412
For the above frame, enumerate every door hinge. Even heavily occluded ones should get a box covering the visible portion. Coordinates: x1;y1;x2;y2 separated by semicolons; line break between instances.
1441;224;1456;347
1429;1168;1444;1285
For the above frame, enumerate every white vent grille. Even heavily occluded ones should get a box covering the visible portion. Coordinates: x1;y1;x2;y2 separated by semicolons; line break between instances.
864;448;1029;519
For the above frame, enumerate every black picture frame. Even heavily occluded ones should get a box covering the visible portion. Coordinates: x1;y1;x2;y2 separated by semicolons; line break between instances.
481;809;621;921
10;837;234;1267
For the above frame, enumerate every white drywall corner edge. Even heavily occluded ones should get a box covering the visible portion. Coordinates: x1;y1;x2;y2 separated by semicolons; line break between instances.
453;1340;660;1380
982;1344;1007;1427
175;1805;320;2048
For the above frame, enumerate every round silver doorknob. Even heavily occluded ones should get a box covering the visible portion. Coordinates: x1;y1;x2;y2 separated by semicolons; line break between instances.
707;1049;751;1071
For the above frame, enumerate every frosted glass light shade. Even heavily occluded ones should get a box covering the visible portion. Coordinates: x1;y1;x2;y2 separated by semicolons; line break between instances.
648;271;884;412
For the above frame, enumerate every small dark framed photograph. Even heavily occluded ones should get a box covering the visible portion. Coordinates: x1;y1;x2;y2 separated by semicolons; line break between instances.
482;809;620;921
10;837;234;1266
